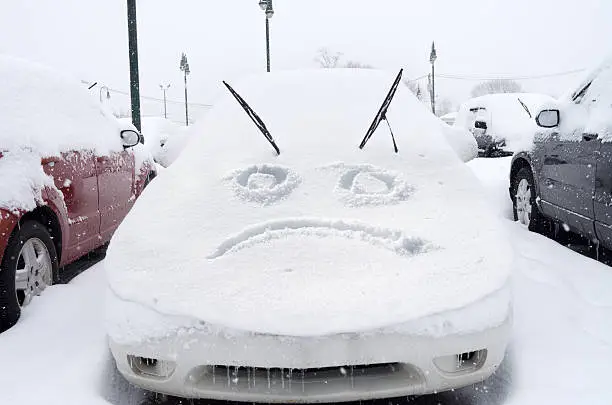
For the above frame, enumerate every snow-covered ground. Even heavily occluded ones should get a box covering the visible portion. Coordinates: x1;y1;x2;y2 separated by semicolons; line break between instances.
1;157;611;405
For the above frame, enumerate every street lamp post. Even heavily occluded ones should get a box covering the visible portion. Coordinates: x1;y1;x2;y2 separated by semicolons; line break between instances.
159;84;171;119
258;0;274;72
180;53;190;126
429;41;437;115
126;0;142;132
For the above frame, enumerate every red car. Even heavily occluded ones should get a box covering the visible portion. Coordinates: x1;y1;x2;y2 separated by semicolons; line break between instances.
0;55;156;333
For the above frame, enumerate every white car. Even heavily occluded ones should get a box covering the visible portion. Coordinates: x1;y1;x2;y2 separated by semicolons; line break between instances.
105;69;511;403
440;111;457;126
455;93;555;156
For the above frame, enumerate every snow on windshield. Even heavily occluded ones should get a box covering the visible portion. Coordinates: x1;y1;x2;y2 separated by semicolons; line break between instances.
554;55;612;142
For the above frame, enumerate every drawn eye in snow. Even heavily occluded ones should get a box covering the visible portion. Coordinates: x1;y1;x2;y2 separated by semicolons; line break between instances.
334;164;413;207
228;164;301;205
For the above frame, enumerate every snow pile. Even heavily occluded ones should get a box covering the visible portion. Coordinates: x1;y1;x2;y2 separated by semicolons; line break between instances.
0;54;128;211
106;69;511;339
455;92;555;152
0;264;113;405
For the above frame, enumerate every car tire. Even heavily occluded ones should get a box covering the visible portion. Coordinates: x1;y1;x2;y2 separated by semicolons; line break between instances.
512;167;550;233
0;220;58;333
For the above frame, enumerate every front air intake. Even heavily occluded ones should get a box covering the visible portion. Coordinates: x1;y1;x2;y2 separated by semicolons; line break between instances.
433;349;487;374
127;355;176;379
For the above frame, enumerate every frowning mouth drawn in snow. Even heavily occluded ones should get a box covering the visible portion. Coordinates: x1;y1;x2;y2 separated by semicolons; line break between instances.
207;218;433;259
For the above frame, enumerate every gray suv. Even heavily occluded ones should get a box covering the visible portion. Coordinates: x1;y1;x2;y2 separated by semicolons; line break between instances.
509;57;612;248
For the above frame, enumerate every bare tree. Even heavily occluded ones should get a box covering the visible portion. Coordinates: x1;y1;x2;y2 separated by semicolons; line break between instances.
344;60;374;69
471;79;522;98
315;48;343;68
404;80;428;103
436;98;454;117
315;48;373;69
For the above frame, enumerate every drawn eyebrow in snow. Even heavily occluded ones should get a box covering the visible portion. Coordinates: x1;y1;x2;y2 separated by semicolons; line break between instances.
223;81;280;156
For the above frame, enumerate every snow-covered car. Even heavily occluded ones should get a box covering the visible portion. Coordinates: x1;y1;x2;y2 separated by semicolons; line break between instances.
440;111;457;126
455;93;555;156
153;124;193;168
510;55;612;244
0;55;155;333
439;117;477;162
105;69;511;402
126;117;189;168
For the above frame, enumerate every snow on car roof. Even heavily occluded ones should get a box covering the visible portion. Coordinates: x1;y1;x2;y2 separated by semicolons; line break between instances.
0;54;130;212
0;54;123;156
463;92;553;112
106;69;511;339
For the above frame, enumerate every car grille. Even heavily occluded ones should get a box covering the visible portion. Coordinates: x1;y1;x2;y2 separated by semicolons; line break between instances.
185;362;425;395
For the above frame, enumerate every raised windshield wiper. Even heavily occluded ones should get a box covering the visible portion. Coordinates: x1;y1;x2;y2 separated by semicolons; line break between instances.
359;69;403;153
517;97;532;118
223;81;280;155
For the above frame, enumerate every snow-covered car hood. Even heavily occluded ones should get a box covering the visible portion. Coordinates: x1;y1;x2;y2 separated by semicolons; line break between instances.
106;69;511;338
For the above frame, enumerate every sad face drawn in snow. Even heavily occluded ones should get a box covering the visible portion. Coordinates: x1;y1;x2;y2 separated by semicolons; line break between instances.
206;72;436;261
105;69;510;339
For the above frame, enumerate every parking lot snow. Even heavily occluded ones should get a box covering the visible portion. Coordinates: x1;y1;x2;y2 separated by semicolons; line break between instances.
1;157;611;404
0;263;111;405
471;157;612;405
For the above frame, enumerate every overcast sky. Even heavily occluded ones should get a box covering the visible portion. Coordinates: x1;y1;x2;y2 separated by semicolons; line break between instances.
1;0;610;122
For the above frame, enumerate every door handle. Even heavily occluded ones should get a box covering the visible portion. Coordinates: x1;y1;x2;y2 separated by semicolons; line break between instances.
583;133;599;141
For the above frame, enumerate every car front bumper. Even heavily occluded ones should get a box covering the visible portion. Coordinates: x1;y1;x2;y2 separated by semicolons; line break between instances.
475;135;506;152
109;314;510;403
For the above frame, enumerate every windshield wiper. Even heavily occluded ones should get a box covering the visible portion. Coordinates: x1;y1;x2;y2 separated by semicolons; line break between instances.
223;81;280;155
572;81;592;103
517;97;532;118
359;69;403;153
